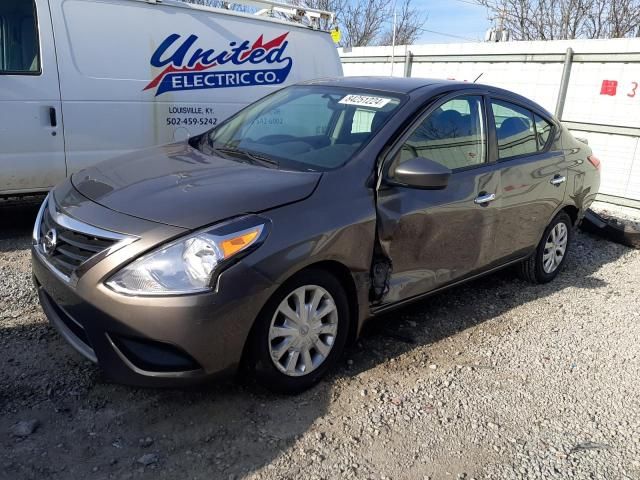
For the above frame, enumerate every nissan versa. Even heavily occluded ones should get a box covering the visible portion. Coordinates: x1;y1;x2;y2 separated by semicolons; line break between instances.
32;77;600;393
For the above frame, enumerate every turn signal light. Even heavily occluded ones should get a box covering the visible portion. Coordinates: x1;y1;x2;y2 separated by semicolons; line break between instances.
220;229;260;259
587;155;601;170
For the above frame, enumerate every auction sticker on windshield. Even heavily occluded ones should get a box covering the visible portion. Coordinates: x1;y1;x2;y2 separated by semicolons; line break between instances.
339;95;391;108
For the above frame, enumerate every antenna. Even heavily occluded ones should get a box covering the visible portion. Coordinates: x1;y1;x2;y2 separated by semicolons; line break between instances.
473;73;484;83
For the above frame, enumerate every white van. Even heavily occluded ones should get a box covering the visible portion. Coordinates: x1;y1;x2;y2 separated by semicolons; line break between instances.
0;0;342;196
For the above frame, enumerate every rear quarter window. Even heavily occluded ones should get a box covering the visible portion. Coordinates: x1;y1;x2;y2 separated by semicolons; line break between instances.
534;114;553;150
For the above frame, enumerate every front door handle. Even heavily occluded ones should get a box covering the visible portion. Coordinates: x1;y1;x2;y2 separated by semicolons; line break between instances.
474;192;496;205
550;175;566;186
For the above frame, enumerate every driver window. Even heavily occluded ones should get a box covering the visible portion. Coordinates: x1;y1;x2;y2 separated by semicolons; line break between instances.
399;95;486;170
0;0;40;74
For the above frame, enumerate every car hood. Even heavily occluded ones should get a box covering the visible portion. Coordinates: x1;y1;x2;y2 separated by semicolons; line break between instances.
71;143;322;229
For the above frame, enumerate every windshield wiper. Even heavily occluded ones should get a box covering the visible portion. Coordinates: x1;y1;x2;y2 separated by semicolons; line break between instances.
212;146;279;168
242;150;279;168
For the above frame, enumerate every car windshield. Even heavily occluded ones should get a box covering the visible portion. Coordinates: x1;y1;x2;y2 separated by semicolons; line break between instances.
206;86;403;171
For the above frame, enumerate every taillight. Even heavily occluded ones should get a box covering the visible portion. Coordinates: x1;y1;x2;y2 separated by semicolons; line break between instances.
587;155;601;170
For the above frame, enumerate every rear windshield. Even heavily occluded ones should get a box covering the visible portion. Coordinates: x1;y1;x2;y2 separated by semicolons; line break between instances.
206;86;403;171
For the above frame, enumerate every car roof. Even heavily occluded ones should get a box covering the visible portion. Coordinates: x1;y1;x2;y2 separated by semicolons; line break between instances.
298;76;465;94
297;76;555;118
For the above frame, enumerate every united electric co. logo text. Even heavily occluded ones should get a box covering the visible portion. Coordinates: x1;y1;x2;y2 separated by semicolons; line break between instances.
144;32;292;96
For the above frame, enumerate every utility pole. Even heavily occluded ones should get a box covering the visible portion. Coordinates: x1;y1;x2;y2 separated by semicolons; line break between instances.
485;7;509;42
497;7;505;38
390;6;397;76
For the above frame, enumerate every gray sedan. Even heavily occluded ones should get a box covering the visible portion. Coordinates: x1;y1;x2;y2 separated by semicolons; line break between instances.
32;77;600;393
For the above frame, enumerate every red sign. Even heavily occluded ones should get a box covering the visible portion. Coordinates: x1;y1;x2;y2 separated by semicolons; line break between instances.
600;80;618;96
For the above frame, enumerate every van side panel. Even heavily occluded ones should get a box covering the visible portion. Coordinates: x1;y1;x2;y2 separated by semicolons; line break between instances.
50;0;342;175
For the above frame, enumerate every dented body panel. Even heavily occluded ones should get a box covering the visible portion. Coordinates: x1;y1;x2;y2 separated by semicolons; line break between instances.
375;166;502;304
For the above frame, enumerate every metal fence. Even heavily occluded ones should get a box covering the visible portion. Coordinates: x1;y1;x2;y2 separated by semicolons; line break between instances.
340;38;640;207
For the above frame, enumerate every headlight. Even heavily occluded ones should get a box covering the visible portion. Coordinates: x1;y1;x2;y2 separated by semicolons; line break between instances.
106;217;267;295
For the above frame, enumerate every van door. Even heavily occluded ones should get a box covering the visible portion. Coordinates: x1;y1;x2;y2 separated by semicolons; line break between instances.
0;0;65;195
488;98;568;263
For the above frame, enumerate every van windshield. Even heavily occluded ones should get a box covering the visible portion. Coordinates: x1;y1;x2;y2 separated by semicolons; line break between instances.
206;86;403;171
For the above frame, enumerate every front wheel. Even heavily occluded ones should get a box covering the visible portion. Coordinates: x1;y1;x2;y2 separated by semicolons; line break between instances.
247;269;350;394
517;211;573;284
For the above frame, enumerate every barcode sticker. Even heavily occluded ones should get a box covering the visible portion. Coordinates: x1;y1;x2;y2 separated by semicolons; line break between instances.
338;95;391;109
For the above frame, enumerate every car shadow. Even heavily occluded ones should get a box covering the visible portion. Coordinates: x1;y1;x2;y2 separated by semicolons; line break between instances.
0;199;632;479
0;196;44;246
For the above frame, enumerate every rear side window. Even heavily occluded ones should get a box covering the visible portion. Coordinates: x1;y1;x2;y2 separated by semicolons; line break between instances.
491;100;554;159
398;95;486;170
491;100;537;159
0;0;40;74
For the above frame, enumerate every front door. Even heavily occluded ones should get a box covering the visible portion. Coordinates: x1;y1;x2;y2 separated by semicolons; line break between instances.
0;0;65;195
488;98;568;263
376;94;501;305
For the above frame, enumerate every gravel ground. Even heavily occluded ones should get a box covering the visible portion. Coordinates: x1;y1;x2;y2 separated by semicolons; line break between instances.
1;199;639;480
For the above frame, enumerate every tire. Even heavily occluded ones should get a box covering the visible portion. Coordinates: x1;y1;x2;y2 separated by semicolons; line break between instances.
517;211;573;284
247;269;350;394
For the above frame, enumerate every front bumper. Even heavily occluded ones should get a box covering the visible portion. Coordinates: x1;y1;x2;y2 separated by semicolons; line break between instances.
33;245;273;387
32;188;275;387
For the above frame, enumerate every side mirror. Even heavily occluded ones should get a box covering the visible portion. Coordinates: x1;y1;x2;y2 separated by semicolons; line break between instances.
389;157;452;190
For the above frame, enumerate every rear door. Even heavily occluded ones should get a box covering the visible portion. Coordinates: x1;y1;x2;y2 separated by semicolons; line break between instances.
0;0;65;194
488;98;568;262
376;92;502;305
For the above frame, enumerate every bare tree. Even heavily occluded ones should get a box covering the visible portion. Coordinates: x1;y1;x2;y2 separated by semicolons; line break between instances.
378;0;427;45
479;0;640;40
340;0;391;46
585;0;640;37
296;0;347;30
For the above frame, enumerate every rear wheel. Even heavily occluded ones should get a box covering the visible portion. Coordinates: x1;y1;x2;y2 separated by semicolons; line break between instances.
518;211;573;284
248;269;350;394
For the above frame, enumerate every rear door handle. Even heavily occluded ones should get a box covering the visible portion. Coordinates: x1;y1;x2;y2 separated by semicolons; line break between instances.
474;192;496;205
49;107;57;127
550;175;566;186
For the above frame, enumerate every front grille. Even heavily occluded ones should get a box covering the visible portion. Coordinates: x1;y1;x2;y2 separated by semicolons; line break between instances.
40;210;115;277
35;198;131;280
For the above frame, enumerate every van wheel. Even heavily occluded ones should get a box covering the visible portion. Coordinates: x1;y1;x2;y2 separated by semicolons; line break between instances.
248;269;350;394
517;211;573;284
